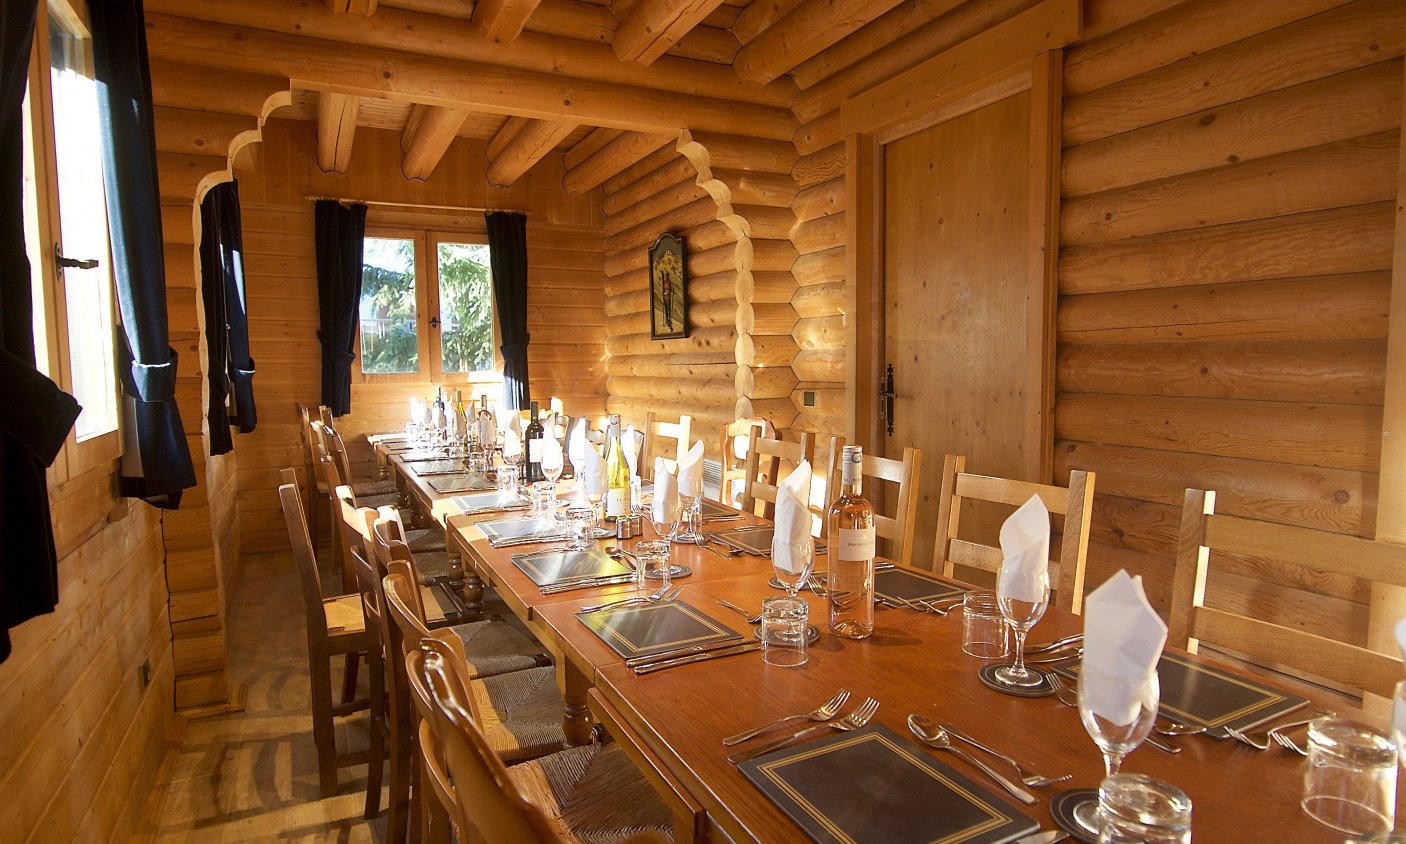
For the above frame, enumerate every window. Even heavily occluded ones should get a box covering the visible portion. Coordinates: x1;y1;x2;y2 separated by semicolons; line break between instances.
356;228;498;384
22;2;122;479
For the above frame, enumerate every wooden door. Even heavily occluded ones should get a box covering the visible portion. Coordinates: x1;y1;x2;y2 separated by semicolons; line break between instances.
881;90;1035;570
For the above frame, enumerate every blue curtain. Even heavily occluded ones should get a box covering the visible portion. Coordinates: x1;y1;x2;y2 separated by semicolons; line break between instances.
485;212;530;410
201;179;256;456
0;0;81;663
315;200;366;417
92;0;196;506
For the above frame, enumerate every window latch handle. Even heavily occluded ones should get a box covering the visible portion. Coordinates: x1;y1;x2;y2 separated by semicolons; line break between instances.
54;243;98;271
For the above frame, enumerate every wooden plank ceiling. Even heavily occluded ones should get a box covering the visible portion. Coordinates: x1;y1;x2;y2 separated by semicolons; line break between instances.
149;0;902;185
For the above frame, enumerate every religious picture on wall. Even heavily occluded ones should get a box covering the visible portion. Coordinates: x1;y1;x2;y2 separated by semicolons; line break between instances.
649;233;687;340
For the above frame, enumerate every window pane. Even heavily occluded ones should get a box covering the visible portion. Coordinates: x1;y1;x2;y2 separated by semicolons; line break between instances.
437;242;494;374
50;17;118;442
360;237;419;375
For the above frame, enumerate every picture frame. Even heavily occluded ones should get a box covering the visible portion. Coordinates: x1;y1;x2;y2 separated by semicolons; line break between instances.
648;233;687;340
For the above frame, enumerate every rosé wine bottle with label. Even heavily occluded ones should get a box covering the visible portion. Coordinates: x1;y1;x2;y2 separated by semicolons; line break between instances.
827;445;875;639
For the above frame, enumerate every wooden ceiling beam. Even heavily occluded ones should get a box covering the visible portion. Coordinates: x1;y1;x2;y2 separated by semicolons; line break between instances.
486;116;532;161
733;0;907;84
613;0;729;64
486;118;578;186
326;0;379;14
144;13;797;140
563;131;674;193
315;92;359;173
142;0;794;109
471;0;542;42
401;104;470;179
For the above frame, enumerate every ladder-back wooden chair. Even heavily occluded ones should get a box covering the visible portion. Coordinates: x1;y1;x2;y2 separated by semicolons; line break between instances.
1171;489;1406;699
278;470;372;799
349;546;393;826
933;455;1095;614
640;413;691;481
297;403;326;555
719;417;776;507
414;635;673;844
824;438;923;566
739;429;815;522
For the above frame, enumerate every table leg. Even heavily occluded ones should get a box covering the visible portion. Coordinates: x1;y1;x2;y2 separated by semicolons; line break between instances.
559;659;595;747
446;534;484;615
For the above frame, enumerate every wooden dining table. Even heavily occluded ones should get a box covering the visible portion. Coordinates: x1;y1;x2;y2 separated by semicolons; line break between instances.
378;439;1361;844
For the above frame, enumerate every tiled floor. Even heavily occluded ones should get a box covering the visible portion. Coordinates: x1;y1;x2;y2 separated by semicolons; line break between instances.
150;551;386;843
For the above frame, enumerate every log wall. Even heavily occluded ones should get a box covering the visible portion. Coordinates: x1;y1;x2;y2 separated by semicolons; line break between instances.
1054;0;1401;645
234;119;607;554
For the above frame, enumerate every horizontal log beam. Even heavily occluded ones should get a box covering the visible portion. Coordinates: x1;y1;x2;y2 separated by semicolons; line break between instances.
565;131;676;193
316;92;359;173
733;0;907;84
613;0;729;65
472;0;542;43
401;104;469;180
143;0;796;108
152;106;258;157
486;118;577;186
144;12;797;140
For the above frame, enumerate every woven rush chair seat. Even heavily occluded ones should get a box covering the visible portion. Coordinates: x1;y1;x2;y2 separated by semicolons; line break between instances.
353;477;398;497
323;594;369;634
468;665;567;764
404;527;446;554
449;619;549;679
507;741;674;844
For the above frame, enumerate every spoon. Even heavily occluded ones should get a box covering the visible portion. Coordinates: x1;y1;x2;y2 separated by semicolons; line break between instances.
907;714;1037;804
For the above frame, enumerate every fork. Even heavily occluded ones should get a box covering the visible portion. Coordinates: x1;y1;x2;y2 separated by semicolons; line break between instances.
722;689;851;746
578;584;675;614
939;722;1072;787
727;698;880;764
1050;674;1182;755
1227;712;1329;751
1271;730;1308;756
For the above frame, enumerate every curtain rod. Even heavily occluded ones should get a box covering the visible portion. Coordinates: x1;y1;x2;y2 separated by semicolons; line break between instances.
304;195;533;216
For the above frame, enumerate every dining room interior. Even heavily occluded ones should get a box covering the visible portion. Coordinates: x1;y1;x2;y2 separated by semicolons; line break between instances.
2;0;1405;841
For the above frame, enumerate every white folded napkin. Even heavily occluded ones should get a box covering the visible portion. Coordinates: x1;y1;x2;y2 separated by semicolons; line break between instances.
652;456;680;525
997;494;1051;603
772;460;813;577
1082;570;1167;726
677;439;705;498
409;397;425;425
540;432;563;472
1394;618;1406;741
582;442;607;498
568;418;588;468
623;424;641;478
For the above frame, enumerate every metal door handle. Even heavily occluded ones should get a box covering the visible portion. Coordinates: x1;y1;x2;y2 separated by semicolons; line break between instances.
54;243;98;271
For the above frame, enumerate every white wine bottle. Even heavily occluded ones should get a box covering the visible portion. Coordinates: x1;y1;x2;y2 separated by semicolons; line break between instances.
604;414;630;522
827;445;875;639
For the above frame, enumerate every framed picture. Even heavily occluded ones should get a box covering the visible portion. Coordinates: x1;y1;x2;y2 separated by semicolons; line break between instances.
648;233;687;340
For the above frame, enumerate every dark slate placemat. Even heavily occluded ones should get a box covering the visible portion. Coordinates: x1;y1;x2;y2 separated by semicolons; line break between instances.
739;724;1039;844
576;601;741;659
428;475;497;494
873;569;969;603
511;549;630;587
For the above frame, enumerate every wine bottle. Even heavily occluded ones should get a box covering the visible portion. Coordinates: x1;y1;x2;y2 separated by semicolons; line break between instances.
451;389;467;442
604;414;630;522
827;445;875;639
431;388;447;434
524;400;545;483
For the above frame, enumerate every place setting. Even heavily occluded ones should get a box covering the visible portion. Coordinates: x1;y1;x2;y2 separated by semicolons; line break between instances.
576;590;760;674
974;496;1058;698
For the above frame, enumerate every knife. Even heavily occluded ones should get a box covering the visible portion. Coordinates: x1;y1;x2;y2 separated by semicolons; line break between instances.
633;642;763;674
625;638;750;668
539;574;636;594
1145;733;1182;754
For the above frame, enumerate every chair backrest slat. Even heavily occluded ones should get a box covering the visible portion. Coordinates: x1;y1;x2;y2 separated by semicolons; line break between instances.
719;417;776;506
641;413;691;480
739;429;815;522
1170;488;1406;699
825;438;922;565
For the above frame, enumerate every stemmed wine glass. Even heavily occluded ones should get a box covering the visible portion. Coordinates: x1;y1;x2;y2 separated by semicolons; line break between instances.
500;440;523;498
993;573;1050;688
1074;668;1160;831
649;494;681;542
541;437;564;521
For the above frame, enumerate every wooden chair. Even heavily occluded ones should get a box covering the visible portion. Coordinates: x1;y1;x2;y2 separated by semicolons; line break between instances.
640;413;691;480
933;455;1095;614
277;470;372;799
414;634;673;843
824;438;922;566
719;417;776;507
384;571;567;766
315;420;398;500
297;403;326;555
1170;489;1406;699
349;546;394;827
739;428;815;522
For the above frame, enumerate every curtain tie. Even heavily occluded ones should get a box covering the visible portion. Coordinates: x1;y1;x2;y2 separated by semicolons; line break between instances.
500;337;531;357
318;335;355;368
233;360;256;381
130;347;180;403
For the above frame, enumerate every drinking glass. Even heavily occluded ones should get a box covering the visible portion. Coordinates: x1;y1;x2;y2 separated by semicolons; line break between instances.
674;494;703;543
565;506;595;551
992;573;1050;688
501;449;523;496
541;446;564;520
1075;667;1159;832
961;591;1008;659
528;481;555;519
1302;716;1397;835
761;595;809;667
635;540;671;590
1096;774;1191;843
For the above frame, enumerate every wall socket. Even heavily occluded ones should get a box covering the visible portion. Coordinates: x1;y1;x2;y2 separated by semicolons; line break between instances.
802;390;818;408
138;659;151;690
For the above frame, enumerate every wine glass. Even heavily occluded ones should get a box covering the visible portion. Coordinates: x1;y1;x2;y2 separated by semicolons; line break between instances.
1074;668;1160;831
992;573;1050;688
771;534;815;600
649;494;681;542
541;438;564;520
